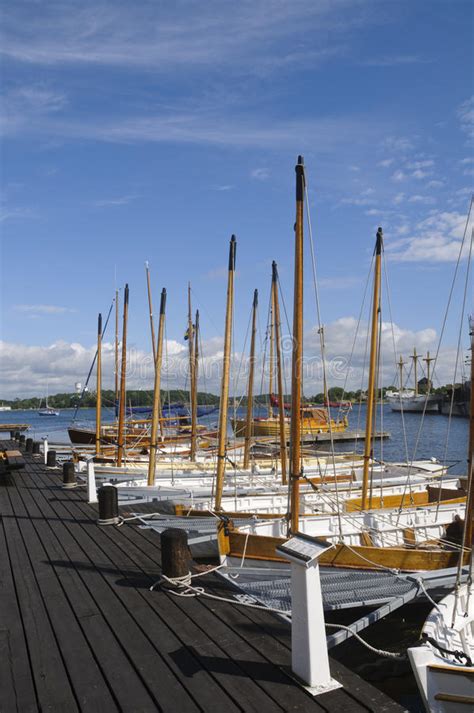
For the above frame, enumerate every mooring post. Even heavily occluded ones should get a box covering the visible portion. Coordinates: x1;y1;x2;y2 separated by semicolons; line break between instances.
87;458;98;504
25;438;33;453
43;438;48;465
161;528;190;580
14;431;20;441
32;441;41;455
46;450;57;468
97;485;119;525
19;434;26;448
62;461;77;489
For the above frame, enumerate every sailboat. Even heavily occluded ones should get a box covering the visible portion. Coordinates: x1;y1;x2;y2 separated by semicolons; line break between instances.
407;316;473;711
386;350;440;413
38;381;59;416
217;156;470;590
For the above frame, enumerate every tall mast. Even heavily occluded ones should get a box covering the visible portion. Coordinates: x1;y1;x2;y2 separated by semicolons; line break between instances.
398;355;405;391
361;230;383;510
243;289;258;470
424;351;435;389
411;347;419;396
268;297;274;417
145;262;157;363
114;289;119;404
464;316;474;548
214;235;236;510
147;288;167;486
117;284;129;467
187;284;197;461
95;313;102;455
290;156;305;533
191;309;199;461
273;261;288;485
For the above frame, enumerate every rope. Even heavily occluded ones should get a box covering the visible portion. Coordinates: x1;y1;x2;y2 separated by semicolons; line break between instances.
153;567;408;659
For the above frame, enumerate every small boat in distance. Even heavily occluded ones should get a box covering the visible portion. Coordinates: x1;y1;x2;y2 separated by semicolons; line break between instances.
38;384;59;416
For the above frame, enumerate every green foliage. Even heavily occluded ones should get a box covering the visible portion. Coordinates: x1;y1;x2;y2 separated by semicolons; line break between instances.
1;390;220;410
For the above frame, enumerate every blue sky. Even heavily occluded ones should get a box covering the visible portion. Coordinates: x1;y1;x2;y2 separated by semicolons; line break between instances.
0;0;473;397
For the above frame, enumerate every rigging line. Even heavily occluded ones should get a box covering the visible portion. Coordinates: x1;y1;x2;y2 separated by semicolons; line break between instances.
276;274;290;398
395;207;473;525
72;297;115;422
304;182;343;538
441;233;473;521
382;250;410;470
232;297;254;414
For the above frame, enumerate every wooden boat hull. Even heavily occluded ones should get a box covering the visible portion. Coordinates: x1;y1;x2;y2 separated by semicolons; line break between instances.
231;416;347;437
218;524;470;572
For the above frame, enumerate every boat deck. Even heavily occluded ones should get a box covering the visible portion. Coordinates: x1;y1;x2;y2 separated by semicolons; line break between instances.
1;440;404;712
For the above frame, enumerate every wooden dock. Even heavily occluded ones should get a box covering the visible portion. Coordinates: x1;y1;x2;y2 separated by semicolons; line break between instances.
0;440;405;713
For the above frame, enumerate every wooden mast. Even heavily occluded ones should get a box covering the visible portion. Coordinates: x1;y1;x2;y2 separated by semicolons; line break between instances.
290;156;305;533
398;355;405;391
95;313;102;455
191;309;199;461
187;284;197;461
147;288;167;486
114;289;119;404
272;261;288;485
145;262;157;363
243;289;258;470
214;235;236;510
268;296;274;417
361;229;383;511
464;316;474;548
117;284;129;467
424;351;435;389
411;347;419;396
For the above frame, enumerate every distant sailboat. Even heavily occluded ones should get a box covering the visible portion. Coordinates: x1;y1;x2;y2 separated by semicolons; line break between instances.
38;381;59;416
386;350;440;413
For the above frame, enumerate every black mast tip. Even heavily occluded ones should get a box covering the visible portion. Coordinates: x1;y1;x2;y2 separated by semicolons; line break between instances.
253;289;258;306
228;234;237;271
297;155;304;165
375;227;383;255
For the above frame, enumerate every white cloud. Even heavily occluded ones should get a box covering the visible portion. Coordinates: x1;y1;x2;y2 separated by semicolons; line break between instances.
386;209;472;262
407;195;435;205
13;304;77;316
391;169;406;182
251;168;270;181
377;158;394;168
458;96;474;139
93;194;139;207
407;160;435;170
393;192;405;205
412;168;432;179
427;180;444;188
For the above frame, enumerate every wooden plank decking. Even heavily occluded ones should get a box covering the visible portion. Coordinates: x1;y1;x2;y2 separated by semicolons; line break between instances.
0;441;406;712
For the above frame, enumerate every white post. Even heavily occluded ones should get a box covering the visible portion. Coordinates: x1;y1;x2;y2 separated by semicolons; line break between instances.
87;458;98;504
277;535;341;695
290;559;333;690
43;437;48;465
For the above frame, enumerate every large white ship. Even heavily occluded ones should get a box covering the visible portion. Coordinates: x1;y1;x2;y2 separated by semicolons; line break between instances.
387;349;440;413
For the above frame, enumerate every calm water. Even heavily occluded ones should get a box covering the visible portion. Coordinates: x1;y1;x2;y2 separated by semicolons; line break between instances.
1;403;468;473
0;402;468;710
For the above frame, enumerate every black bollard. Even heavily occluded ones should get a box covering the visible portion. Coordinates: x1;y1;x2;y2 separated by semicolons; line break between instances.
62;461;77;489
25;438;34;453
46;450;57;468
19;434;26;447
161;528;190;579
32;441;41;455
14;431;20;441
97;486;119;525
10;430;15;439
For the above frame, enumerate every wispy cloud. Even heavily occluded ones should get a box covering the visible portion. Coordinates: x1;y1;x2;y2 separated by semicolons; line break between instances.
458;96;474;140
251;168;270;181
386;208;473;262
0;2;371;73
360;54;429;67
14;304;77;316
93;194;139;207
